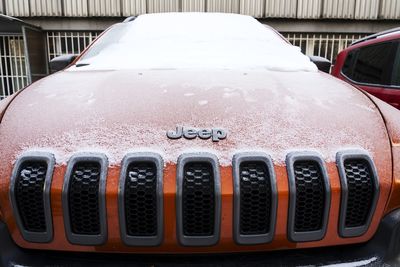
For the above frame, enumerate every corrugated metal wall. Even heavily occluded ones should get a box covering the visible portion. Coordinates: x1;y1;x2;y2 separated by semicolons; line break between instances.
64;0;88;17
297;0;322;19
1;0;400;19
182;0;205;11
322;0;354;19
147;0;180;13
207;0;240;13
5;0;30;16
355;0;379;19
265;0;296;18
122;0;147;16
88;0;121;16
380;0;400;19
240;0;264;18
30;0;62;16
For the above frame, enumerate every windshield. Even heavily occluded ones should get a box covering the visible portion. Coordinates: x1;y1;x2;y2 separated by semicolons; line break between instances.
71;13;317;72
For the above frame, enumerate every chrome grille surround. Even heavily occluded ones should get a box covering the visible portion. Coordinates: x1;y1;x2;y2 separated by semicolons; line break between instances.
336;150;380;238
286;152;331;242
9;152;55;243
7;149;383;247
232;152;278;245
176;153;221;246
62;153;108;245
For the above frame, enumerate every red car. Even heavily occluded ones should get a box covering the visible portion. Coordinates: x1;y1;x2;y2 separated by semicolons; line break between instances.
332;28;400;109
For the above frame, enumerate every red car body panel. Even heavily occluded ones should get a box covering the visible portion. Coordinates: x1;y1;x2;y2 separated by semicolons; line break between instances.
331;32;400;109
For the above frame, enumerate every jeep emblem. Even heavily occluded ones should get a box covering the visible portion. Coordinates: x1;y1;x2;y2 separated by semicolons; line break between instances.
167;126;227;142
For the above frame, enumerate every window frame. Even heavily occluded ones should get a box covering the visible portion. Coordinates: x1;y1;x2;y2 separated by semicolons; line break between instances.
392;41;400;87
340;40;400;90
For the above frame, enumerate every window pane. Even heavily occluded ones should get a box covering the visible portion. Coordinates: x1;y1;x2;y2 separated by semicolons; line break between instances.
351;42;395;86
342;50;357;78
392;43;400;86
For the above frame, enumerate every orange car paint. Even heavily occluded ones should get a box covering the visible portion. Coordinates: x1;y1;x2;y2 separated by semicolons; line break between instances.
0;69;395;253
366;94;400;214
0;161;392;253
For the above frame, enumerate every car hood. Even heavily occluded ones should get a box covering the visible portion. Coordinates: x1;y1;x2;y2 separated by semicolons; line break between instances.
0;69;391;166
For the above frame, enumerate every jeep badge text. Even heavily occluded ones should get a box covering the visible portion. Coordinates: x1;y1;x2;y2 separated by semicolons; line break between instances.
167;126;227;142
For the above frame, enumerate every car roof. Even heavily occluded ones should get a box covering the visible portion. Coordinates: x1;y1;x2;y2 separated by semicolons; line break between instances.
351;27;400;46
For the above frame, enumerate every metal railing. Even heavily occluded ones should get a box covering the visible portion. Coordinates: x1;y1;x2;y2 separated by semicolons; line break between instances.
47;31;100;60
0;35;29;100
0;31;367;100
284;33;367;61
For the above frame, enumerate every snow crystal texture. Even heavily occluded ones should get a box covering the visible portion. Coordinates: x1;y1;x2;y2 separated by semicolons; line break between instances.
70;13;317;72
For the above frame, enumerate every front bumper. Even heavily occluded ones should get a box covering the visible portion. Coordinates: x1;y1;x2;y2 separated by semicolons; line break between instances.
2;210;400;267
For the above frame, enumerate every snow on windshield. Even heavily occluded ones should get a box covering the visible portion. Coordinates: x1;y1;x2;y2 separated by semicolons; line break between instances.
71;13;317;72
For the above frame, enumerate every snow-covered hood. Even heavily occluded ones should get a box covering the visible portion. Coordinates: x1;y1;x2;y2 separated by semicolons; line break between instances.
0;69;391;166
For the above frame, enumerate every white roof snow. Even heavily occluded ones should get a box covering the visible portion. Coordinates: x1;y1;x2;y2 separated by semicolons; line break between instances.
71;13;317;72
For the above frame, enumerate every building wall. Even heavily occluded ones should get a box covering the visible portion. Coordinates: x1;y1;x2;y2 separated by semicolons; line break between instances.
1;0;399;20
264;0;296;18
0;0;399;99
63;0;88;17
380;0;400;19
30;0;62;16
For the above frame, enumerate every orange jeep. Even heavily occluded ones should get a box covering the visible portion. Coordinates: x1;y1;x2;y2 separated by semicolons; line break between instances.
0;13;399;266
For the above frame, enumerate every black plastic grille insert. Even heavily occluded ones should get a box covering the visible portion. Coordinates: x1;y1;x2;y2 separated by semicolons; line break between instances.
293;161;326;232
124;162;158;236
239;161;272;235
15;161;48;232
68;162;101;235
343;159;375;228
182;162;215;236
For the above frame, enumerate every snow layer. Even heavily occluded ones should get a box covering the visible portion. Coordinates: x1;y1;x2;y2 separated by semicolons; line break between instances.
0;69;390;168
70;13;317;72
323;256;378;267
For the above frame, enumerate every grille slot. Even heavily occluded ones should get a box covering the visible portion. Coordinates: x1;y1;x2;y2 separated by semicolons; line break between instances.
15;161;48;232
177;154;221;246
337;151;379;237
62;154;108;245
240;162;272;235
125;162;157;236
233;153;277;245
344;159;374;227
119;153;163;246
10;152;55;243
69;162;101;235
287;152;330;242
183;162;215;236
293;161;325;232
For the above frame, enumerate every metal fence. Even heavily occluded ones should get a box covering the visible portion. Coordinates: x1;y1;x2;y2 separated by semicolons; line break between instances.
46;31;367;63
0;31;367;100
0;35;29;100
47;31;99;60
284;32;367;61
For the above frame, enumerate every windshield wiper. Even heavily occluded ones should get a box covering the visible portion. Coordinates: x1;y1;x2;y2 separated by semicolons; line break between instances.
75;63;90;67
